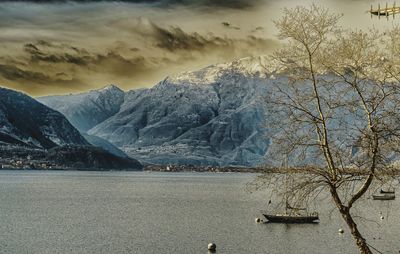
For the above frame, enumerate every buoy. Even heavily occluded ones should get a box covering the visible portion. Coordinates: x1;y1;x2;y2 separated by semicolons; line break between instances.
208;243;216;251
380;215;384;220
255;217;261;223
338;228;344;234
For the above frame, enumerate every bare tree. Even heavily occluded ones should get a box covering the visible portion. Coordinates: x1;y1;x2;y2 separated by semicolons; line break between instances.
257;5;400;254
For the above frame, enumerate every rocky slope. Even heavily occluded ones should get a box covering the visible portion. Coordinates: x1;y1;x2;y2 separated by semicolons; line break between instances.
0;87;142;170
38;85;125;132
90;83;271;166
0;87;89;149
82;56;273;166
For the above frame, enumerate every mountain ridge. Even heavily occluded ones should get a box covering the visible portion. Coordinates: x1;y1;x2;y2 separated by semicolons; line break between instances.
39;56;275;166
38;84;125;132
0;86;143;170
0;86;89;148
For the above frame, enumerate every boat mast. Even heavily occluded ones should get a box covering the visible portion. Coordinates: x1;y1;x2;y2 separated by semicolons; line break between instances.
284;153;288;214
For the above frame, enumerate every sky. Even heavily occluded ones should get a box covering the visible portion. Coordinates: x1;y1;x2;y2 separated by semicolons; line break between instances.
0;0;394;96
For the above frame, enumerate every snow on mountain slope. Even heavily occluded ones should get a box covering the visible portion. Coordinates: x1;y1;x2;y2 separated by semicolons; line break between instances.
38;85;125;132
0;87;89;149
168;56;273;85
32;56;283;166
88;56;275;166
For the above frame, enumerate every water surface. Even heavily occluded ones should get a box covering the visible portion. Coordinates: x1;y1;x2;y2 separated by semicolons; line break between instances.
0;171;398;254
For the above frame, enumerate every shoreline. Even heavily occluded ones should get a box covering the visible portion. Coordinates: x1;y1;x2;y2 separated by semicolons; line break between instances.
0;165;265;173
143;164;264;173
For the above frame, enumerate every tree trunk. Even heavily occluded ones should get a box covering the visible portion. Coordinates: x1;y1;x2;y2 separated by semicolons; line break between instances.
330;187;372;254
340;209;373;254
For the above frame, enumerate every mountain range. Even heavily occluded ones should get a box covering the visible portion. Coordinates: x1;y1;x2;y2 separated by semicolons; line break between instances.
0;87;142;170
38;56;275;167
0;87;88;148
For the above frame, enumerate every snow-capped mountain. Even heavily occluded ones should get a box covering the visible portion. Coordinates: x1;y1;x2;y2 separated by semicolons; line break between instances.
0;87;143;170
78;56;273;166
32;56;284;166
38;85;125;132
168;56;274;85
0;87;89;148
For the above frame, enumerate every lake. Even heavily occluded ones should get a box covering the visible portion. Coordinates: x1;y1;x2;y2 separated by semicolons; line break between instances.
0;171;398;254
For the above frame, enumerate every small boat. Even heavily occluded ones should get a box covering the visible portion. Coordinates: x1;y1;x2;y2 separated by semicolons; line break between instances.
372;194;395;200
262;156;320;224
380;189;395;194
263;212;319;224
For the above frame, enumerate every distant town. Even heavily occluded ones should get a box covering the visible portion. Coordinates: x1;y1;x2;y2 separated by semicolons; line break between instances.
0;144;142;171
0;159;57;170
0;145;58;170
144;164;265;173
0;144;264;172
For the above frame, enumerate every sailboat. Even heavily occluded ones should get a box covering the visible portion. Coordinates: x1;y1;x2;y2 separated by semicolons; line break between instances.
263;201;320;223
372;188;395;200
262;155;319;224
372;194;395;200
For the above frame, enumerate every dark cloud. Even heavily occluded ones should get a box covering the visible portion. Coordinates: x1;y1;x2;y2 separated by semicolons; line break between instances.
134;19;271;53
0;39;174;92
0;63;81;89
5;0;263;9
93;51;158;77
0;64;49;82
20;40;165;75
252;26;264;32
151;26;231;52
23;42;91;66
0;20;277;95
222;22;240;30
